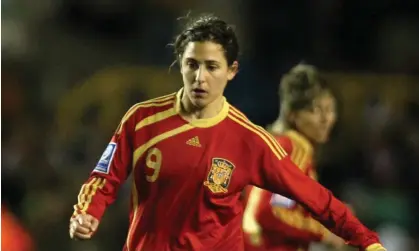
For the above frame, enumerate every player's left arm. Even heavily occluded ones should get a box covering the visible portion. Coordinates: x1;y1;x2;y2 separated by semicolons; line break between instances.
72;105;137;222
250;134;386;251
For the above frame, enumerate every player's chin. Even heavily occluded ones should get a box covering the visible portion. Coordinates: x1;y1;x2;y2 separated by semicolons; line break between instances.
191;97;209;108
315;134;329;144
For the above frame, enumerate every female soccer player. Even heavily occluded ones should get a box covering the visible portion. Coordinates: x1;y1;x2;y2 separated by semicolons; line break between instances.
243;64;347;251
69;14;386;251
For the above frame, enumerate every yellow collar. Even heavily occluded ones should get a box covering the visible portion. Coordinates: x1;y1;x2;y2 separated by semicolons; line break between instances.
175;88;229;128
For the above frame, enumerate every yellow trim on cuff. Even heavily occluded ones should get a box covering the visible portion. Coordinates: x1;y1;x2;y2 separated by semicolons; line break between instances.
365;243;387;251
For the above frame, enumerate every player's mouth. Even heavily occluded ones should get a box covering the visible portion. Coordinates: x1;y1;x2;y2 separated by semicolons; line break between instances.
192;88;208;97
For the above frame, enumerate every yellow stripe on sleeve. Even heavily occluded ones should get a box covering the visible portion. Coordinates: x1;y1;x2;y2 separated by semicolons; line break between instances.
73;177;107;215
228;105;249;119
80;178;106;213
74;177;97;213
229;107;287;157
135;106;177;131
228;110;287;161
116;93;176;134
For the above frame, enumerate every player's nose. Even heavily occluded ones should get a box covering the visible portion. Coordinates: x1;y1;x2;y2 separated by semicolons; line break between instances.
195;66;207;83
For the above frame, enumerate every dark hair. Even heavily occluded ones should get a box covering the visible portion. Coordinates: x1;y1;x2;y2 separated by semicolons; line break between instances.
279;63;333;119
171;13;239;66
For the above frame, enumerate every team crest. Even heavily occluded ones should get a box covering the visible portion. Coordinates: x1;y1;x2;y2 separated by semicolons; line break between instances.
204;158;235;193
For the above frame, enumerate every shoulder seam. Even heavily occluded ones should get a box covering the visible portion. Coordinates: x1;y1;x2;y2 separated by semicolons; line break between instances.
229;104;249;119
117;92;176;134
228;107;287;160
134;105;178;131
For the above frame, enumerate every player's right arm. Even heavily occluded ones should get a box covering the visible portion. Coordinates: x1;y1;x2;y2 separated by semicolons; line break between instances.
243;136;341;247
69;104;139;240
247;129;386;251
268;136;344;247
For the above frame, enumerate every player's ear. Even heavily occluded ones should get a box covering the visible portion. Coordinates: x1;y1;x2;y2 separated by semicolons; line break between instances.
227;61;239;81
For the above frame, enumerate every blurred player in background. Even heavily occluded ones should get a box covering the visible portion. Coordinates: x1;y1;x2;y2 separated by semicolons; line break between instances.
69;14;386;251
243;64;347;251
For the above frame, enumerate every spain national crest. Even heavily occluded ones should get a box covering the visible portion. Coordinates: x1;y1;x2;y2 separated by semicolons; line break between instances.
204;158;235;193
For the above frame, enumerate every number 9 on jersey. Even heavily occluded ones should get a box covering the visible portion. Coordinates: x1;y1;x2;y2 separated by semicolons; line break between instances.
145;147;162;182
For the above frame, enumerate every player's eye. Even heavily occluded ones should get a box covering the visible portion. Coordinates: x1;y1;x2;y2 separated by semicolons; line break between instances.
186;61;198;69
207;65;218;71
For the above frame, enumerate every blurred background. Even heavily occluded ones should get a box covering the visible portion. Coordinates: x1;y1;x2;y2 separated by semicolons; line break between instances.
2;0;419;250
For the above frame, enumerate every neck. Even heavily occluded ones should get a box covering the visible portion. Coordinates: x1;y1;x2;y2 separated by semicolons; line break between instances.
181;93;224;120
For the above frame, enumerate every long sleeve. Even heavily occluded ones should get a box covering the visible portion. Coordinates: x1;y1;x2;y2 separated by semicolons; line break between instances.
268;133;333;243
270;197;328;240
250;133;386;251
72;106;137;221
244;187;330;244
271;134;329;242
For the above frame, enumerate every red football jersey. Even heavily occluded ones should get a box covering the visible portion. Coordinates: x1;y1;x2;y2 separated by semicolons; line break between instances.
243;130;334;251
73;89;384;251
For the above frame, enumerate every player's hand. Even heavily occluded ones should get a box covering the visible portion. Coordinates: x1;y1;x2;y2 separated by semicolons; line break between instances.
69;214;100;240
323;232;346;249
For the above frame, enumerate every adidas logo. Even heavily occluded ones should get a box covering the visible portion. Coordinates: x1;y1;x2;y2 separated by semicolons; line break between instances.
186;136;202;147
